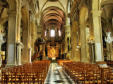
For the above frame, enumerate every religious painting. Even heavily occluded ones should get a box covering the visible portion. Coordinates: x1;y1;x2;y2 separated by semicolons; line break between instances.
47;46;59;58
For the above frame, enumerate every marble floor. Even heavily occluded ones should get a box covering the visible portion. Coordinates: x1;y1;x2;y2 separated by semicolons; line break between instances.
44;63;75;84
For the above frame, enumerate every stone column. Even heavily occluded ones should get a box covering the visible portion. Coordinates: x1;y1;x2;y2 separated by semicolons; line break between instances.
7;0;17;66
65;17;71;59
15;0;22;65
71;21;80;61
92;0;103;62
29;47;32;63
16;0;21;42
21;6;31;64
80;23;88;63
16;42;24;65
30;15;37;57
79;7;90;63
21;25;30;64
111;44;113;61
106;43;112;61
64;26;68;54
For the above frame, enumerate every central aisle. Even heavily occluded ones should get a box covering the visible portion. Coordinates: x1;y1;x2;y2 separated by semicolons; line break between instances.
44;63;75;84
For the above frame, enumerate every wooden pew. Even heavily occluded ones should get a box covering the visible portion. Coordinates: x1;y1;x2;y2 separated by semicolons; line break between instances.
0;60;50;83
62;61;113;84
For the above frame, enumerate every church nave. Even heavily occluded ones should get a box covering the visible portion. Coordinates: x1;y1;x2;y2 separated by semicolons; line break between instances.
0;0;113;84
45;63;74;84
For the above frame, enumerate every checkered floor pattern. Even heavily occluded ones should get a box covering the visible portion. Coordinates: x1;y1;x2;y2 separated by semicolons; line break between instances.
44;63;75;84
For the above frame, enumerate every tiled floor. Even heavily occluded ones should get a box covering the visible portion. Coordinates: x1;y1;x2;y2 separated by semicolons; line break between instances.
44;63;75;84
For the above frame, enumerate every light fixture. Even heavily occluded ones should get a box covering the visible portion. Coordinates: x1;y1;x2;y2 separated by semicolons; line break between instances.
45;31;47;36
50;29;55;37
58;30;61;36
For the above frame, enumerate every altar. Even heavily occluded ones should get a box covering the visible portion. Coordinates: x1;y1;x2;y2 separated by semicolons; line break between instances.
47;46;59;59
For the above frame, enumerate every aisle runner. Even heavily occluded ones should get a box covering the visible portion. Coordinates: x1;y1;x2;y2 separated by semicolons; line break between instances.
44;63;75;84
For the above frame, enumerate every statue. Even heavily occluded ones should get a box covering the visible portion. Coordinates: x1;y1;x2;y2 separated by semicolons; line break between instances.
105;32;113;44
105;32;113;61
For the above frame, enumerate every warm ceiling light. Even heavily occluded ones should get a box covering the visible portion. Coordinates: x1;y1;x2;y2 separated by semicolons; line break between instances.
45;31;47;36
50;29;55;37
58;30;61;36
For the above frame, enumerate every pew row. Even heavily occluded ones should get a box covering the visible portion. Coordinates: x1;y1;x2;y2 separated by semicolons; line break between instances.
0;60;51;84
62;61;113;84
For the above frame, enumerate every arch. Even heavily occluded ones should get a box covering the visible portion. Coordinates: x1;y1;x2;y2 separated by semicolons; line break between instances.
41;6;65;29
42;6;65;18
41;1;65;12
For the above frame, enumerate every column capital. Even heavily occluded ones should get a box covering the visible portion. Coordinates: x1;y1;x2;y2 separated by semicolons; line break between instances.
91;10;102;17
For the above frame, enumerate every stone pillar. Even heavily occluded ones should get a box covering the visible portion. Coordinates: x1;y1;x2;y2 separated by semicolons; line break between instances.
15;0;22;65
80;24;88;62
111;44;113;61
106;43;112;61
64;26;68;54
79;7;90;63
16;0;21;42
92;0;103;62
29;47;32;63
21;6;31;64
65;17;71;59
21;26;30;64
7;0;17;66
71;21;80;61
30;16;37;57
16;42;24;65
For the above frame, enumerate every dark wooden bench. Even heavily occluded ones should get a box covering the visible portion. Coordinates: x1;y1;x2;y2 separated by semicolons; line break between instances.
0;60;50;83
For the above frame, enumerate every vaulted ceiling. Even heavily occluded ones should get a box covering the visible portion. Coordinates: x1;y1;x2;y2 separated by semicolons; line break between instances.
38;0;69;30
36;0;69;42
